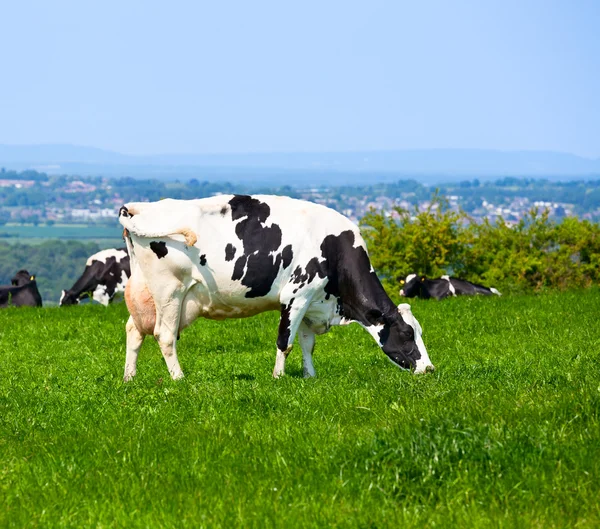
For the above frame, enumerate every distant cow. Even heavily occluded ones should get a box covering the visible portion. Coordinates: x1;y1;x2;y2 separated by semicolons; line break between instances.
12;269;35;286
60;248;131;306
0;270;43;308
399;274;501;300
119;195;434;381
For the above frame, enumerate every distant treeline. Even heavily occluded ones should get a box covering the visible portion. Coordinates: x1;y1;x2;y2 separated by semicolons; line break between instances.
361;194;600;294
0;169;296;211
332;177;600;214
2;168;600;215
3;199;599;306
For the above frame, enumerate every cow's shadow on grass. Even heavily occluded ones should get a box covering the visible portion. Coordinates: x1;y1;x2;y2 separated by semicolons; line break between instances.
279;367;305;378
232;373;255;381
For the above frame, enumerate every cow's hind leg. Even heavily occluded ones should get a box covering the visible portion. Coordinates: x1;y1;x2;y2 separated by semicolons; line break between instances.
124;316;145;381
150;283;188;381
154;300;185;380
273;297;310;378
298;321;316;378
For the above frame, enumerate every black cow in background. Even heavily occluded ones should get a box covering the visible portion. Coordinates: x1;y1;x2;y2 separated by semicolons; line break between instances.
0;270;43;308
60;248;130;306
400;274;501;300
11;269;35;286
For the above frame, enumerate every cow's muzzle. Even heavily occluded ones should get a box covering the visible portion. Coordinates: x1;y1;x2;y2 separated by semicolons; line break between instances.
414;363;435;374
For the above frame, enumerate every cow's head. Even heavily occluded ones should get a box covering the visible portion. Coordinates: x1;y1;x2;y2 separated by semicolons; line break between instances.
11;270;34;287
399;273;424;298
378;303;434;373
59;290;80;306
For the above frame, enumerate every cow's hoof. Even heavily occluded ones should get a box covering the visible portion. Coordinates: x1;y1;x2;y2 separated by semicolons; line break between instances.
123;374;135;382
303;370;316;378
171;372;185;381
272;370;284;379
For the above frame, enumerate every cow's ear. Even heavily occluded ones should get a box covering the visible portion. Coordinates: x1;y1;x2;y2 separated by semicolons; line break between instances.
421;276;425;282
30;275;35;281
399;279;405;285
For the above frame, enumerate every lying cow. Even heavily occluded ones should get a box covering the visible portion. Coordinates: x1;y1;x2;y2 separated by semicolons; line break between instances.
119;195;434;381
12;269;35;286
399;273;501;300
0;270;43;308
60;248;130;306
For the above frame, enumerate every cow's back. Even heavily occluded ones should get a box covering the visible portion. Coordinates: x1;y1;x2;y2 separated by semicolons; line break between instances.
123;195;362;318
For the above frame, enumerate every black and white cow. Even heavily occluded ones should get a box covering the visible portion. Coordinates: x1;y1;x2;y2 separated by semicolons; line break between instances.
399;273;501;300
60;248;130;306
119;195;434;381
0;270;43;308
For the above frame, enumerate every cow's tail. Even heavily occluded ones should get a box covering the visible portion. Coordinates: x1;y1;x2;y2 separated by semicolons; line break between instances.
490;287;501;296
118;206;198;247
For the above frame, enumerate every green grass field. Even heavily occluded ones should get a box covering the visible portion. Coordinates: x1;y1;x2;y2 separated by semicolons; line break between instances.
1;291;599;528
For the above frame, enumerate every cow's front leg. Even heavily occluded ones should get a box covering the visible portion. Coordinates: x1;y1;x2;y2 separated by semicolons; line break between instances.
298;321;316;378
124;316;145;381
273;298;309;378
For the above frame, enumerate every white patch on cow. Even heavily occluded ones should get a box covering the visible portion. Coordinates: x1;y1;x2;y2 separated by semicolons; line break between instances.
116;270;129;294
397;303;434;374
442;275;457;296
405;273;417;284
490;287;501;296
59;290;66;305
92;284;111;306
86;248;128;266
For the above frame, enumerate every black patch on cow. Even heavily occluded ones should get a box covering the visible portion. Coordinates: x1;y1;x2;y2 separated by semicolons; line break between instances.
317;230;420;369
228;195;285;298
225;243;236;262
281;245;293;269
150;241;168;259
220;206;228;216
277;298;295;351
232;255;246;281
291;257;325;290
119;205;131;217
199;254;207;266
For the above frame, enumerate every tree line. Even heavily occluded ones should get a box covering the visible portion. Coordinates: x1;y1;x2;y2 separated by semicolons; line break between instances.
1;192;599;304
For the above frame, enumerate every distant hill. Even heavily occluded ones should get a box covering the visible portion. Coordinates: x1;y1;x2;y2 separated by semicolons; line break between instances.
1;144;599;185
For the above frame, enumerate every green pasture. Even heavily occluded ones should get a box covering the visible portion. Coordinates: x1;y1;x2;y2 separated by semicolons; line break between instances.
0;291;599;528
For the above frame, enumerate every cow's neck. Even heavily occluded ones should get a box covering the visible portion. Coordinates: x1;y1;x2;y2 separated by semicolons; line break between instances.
339;272;398;328
319;229;397;329
67;273;99;299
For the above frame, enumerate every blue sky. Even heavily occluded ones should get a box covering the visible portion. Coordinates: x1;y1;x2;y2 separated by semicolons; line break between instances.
1;0;598;157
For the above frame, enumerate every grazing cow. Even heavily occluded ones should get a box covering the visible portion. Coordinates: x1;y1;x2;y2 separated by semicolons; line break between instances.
60;248;130;306
399;273;501;300
119;195;434;381
0;270;43;308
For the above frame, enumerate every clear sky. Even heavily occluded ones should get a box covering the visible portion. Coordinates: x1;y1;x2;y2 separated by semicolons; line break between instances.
1;0;599;157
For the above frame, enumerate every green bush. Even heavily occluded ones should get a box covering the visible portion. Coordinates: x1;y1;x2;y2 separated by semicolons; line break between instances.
360;194;600;294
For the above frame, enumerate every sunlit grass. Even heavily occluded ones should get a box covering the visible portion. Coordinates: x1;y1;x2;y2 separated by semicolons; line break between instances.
1;290;599;528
